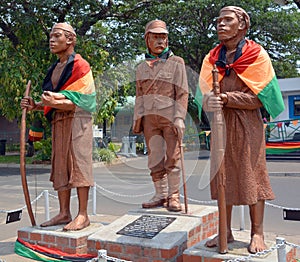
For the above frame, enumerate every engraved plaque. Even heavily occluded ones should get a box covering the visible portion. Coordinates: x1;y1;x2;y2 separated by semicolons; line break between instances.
117;215;176;239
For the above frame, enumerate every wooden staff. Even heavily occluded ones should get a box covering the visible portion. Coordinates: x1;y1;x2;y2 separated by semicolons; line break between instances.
20;80;36;226
212;65;227;254
178;136;188;214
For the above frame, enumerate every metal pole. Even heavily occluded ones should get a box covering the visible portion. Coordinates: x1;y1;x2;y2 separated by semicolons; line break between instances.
44;190;50;221
239;206;245;231
98;249;107;262
92;184;97;215
276;237;286;262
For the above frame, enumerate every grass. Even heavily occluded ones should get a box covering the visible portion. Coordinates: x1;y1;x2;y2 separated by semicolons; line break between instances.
0;154;34;164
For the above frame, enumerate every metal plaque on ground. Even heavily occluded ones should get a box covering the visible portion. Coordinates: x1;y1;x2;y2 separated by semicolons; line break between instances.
116;215;176;239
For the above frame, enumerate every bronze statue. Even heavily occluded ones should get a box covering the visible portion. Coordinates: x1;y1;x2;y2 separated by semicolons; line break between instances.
21;22;96;231
200;6;284;253
133;20;189;212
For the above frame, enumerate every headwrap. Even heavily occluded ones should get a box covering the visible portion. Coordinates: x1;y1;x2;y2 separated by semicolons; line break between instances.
51;22;76;36
219;6;250;29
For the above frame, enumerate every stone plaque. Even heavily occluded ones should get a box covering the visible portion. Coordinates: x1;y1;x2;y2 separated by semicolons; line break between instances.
117;215;176;239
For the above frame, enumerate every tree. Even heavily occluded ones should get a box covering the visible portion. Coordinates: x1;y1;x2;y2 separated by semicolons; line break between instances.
1;0;299;131
0;0;168;124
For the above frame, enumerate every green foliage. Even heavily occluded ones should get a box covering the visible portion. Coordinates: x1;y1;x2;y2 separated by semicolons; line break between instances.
107;142;121;154
1;0;300;129
33;137;52;161
93;147;116;164
0;155;33;164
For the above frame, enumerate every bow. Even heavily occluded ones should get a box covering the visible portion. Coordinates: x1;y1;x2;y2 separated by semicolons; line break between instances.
20;80;36;226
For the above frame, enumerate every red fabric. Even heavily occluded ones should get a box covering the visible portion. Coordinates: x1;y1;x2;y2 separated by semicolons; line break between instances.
44;54;90;118
208;39;261;75
17;238;95;259
266;142;300;147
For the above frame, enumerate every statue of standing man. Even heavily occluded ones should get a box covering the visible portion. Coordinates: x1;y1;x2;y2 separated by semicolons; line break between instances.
133;20;189;212
21;22;96;231
200;6;284;253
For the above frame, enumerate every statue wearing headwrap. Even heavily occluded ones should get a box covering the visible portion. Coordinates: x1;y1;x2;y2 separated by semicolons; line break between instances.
199;6;284;253
21;22;96;231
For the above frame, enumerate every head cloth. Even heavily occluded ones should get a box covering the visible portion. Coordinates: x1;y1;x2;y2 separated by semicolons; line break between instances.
52;22;76;36
219;6;250;29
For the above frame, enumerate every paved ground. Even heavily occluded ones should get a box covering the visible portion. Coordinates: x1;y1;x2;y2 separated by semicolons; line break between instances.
0;151;300;261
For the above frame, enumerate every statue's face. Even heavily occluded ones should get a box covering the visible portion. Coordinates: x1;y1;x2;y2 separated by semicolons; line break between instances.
147;33;168;56
217;10;243;42
49;28;69;54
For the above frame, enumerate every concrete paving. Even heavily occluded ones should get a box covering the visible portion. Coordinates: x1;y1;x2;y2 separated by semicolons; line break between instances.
0;151;300;261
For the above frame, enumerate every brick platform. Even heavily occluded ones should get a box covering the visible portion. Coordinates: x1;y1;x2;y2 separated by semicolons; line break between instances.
183;229;297;262
87;205;218;262
17;223;102;255
16;205;218;261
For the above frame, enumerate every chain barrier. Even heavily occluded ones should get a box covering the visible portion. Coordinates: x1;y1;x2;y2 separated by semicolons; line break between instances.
0;185;299;262
95;183;153;198
265;202;300;211
286;241;300;250
86;250;132;262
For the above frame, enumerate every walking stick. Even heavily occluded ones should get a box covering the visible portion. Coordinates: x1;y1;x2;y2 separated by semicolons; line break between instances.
178;135;188;214
20;80;36;226
212;65;227;254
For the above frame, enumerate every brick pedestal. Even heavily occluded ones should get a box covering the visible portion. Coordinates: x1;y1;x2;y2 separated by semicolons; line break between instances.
183;230;297;262
17;205;218;261
87;205;218;262
17;223;102;255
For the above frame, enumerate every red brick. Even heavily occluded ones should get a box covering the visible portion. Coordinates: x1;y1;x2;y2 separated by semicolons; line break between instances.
95;240;102;250
56;236;69;246
188;228;195;238
43;234;55;243
107;243;122;253
70;236;87;247
176;254;183;262
125;245;142;256
143;247;160;258
135;258;150;262
183;254;202;262
18;231;29;240
30;232;41;241
195;225;201;234
160;246;178;259
76;245;88;254
87;239;95;249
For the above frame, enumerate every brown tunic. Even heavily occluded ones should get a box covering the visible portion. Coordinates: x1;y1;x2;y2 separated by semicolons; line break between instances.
133;55;189;181
209;68;275;205
49;61;93;191
50;108;93;191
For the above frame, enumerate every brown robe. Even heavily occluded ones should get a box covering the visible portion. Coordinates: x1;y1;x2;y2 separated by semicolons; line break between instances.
49;62;93;191
50;108;93;191
209;69;275;205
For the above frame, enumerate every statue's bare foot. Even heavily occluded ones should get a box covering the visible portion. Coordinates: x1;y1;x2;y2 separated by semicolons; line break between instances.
205;233;235;248
248;234;266;254
40;214;72;227
63;214;90;231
